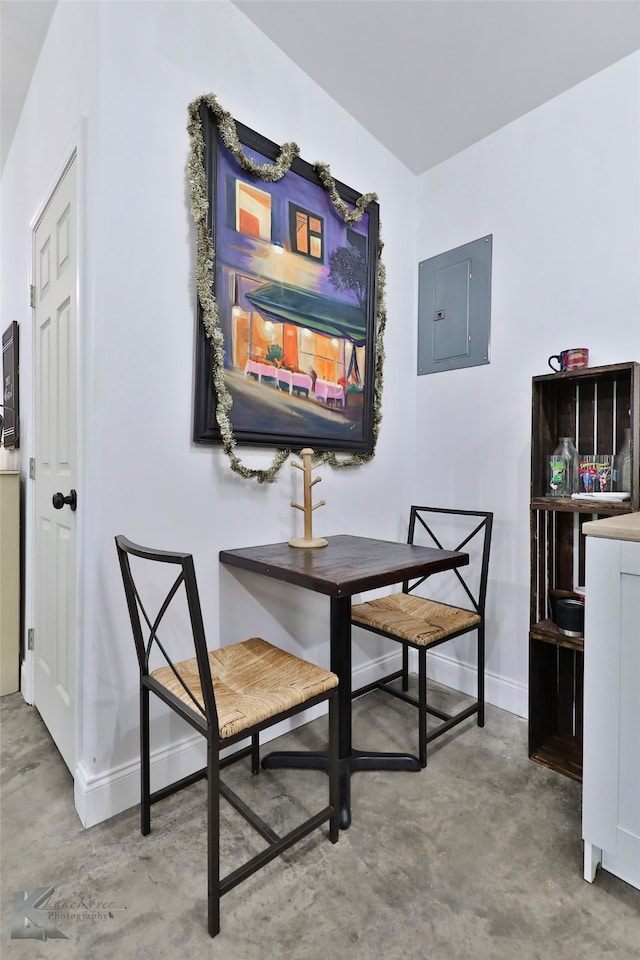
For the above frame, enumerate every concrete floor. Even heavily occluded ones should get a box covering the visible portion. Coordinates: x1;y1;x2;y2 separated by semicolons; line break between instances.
2;681;639;959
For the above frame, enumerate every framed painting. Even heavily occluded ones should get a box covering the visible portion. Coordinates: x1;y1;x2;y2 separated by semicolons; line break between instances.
193;105;380;454
1;321;19;449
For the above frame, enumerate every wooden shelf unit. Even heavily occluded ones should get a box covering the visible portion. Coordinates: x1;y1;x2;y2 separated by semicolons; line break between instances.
528;361;640;781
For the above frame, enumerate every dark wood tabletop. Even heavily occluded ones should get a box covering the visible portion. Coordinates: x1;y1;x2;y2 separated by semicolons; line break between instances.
219;534;468;597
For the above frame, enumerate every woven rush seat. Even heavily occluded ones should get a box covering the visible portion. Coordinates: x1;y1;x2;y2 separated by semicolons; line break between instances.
352;594;480;648
115;535;340;938
151;636;338;740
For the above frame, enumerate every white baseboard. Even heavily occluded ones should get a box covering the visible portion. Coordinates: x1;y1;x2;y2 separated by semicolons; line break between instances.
408;647;528;719
74;650;400;828
74;733;205;828
20;659;33;704
73;649;525;829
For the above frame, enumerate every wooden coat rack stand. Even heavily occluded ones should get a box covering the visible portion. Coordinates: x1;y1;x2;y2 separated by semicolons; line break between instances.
289;448;327;548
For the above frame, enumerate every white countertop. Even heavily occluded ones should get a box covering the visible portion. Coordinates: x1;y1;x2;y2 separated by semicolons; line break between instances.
582;511;640;542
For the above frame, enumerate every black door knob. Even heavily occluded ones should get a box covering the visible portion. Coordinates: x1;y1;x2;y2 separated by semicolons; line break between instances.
52;490;77;512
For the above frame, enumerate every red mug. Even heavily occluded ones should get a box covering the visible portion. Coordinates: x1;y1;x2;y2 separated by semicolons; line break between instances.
548;348;589;372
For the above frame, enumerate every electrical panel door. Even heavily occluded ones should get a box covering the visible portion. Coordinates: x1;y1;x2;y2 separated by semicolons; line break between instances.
418;235;492;375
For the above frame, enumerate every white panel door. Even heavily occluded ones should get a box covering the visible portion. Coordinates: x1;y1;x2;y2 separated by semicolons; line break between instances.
34;156;77;774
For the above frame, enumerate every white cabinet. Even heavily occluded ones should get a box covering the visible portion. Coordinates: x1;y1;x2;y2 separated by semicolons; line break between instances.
582;514;640;891
0;471;20;696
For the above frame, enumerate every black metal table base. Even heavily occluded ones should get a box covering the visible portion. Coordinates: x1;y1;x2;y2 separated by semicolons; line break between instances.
261;749;420;829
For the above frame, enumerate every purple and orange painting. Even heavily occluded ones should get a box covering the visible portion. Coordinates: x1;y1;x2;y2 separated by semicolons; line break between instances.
193;111;379;453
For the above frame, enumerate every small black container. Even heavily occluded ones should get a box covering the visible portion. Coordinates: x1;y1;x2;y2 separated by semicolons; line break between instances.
555;598;584;637
549;588;581;624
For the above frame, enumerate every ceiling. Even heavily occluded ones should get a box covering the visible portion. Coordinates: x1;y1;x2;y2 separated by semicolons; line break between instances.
2;1;639;176
0;0;57;173
234;0;640;173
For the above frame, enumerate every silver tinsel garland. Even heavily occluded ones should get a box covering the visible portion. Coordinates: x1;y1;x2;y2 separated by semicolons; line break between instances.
187;93;387;484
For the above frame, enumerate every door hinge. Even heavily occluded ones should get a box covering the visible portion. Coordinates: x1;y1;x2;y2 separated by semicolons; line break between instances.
30;284;36;308
27;628;34;651
29;458;35;479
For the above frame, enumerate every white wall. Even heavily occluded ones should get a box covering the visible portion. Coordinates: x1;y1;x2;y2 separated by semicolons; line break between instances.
0;0;99;457
0;0;100;714
3;1;639;827
1;0;416;824
414;51;640;703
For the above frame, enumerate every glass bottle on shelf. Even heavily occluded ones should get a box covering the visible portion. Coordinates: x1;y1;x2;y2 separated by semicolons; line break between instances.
615;428;631;492
549;437;579;497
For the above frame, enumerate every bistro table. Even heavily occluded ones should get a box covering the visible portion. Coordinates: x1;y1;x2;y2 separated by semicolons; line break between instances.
219;534;468;828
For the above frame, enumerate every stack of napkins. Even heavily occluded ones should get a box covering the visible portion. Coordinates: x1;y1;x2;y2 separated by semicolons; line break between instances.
571;492;630;501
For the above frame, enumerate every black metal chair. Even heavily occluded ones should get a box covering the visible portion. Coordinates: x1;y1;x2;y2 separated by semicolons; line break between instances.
351;507;493;767
115;535;339;938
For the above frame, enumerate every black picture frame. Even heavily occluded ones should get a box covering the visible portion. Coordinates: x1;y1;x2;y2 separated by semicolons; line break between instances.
2;321;19;449
193;105;380;454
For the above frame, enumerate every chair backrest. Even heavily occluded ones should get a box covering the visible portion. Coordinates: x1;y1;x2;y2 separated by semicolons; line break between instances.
404;507;493;615
115;535;217;728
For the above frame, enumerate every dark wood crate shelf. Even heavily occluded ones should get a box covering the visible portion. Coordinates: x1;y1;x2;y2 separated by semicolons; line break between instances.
529;637;584;781
530;734;583;783
529;362;639;781
530;619;583;652
530;362;639;508
530;497;633;515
